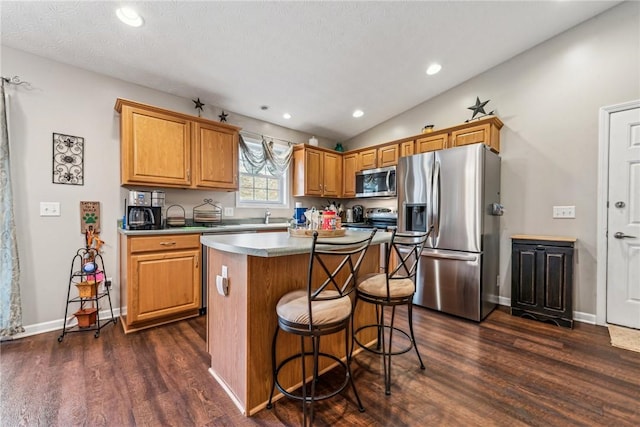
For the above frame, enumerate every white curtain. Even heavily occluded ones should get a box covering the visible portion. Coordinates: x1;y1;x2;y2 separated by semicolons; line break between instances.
0;80;23;337
239;134;293;177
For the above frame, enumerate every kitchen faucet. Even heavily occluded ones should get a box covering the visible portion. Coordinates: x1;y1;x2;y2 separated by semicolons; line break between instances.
264;209;271;224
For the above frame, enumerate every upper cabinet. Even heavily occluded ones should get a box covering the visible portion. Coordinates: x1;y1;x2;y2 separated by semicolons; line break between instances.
400;140;415;157
342;152;359;198
415;133;448;153
358;143;400;170
449;117;502;153
115;98;240;190
292;145;343;197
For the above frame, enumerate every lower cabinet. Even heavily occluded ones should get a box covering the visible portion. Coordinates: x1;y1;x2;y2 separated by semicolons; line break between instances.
510;235;576;328
119;233;201;333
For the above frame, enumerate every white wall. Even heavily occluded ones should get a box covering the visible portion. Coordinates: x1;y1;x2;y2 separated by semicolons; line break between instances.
347;2;640;318
1;46;328;330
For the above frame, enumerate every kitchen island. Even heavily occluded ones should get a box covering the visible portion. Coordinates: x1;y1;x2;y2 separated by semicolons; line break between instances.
201;230;391;415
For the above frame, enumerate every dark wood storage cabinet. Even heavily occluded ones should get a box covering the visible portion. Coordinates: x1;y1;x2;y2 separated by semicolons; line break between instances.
511;235;576;328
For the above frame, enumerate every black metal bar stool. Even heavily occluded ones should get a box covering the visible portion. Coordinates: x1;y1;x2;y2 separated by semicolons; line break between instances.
351;226;432;395
267;229;377;426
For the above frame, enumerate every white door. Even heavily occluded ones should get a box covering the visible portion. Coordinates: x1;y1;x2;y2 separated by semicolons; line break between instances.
607;106;640;328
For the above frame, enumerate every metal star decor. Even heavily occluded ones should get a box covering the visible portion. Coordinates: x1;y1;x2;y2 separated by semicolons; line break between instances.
218;110;228;122
193;98;205;116
466;97;495;122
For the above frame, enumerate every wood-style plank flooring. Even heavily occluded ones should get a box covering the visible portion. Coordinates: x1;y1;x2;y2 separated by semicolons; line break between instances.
1;306;639;426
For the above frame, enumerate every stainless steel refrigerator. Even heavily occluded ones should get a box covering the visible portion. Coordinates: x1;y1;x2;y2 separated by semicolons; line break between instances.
397;144;502;321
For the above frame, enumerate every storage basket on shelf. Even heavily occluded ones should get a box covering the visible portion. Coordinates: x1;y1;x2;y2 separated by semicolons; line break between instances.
193;199;222;226
166;204;186;227
74;307;98;328
75;281;99;298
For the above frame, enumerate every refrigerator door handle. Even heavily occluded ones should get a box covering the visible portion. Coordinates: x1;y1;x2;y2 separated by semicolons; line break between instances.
420;251;478;262
432;161;441;238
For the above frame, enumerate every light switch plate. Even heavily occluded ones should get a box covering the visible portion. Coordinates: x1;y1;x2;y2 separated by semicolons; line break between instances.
224;207;234;217
553;205;576;218
40;202;61;216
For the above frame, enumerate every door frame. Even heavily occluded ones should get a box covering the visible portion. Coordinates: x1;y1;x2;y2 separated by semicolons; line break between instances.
596;99;640;326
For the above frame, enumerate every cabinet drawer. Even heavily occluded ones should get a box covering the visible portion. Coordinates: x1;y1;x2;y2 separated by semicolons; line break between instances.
129;234;201;253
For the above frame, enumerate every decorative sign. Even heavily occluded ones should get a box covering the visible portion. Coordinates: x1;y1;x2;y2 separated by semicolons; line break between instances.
80;201;100;233
52;133;84;185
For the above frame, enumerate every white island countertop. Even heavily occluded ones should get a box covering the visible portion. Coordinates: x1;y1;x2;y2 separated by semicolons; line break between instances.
201;229;391;257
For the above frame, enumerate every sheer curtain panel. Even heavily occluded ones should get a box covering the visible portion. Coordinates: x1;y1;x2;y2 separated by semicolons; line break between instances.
0;80;23;337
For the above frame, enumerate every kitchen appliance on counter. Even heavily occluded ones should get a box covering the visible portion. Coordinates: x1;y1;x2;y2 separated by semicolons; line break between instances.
352;205;364;223
398;144;502;322
127;190;162;230
355;166;396;198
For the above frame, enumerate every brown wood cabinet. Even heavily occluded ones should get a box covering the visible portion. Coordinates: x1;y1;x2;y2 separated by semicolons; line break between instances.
193;121;238;190
400;140;415;157
450;118;502;153
416;132;448;153
378;143;399;167
119;233;201;333
115;98;240;190
292;145;343;197
359;148;377;170
342;152;359;197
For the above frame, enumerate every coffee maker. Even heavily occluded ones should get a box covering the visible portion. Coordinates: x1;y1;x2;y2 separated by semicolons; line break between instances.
127;190;162;230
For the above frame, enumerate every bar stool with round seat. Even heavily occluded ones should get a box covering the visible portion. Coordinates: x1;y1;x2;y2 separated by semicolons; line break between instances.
266;229;377;425
351;226;432;395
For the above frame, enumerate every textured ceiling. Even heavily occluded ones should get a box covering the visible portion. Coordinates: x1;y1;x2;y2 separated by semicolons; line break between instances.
0;1;620;141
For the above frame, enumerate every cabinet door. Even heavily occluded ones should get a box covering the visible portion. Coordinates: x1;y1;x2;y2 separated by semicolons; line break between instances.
378;144;399;167
359;148;377;170
416;133;448;153
322;152;342;197
512;244;537;307
400;141;414;157
121;105;192;186
450;124;491;148
304;148;324;196
342;153;358;197
128;248;200;324
194;122;238;190
538;246;573;314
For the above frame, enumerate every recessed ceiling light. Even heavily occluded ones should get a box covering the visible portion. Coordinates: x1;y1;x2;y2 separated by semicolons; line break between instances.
116;7;144;27
352;110;364;118
426;63;442;75
283;113;291;119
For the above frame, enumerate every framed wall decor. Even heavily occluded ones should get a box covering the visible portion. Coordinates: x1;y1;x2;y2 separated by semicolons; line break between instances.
52;132;84;185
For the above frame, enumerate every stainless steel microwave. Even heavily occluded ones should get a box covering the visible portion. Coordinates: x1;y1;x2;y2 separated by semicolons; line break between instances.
355;166;396;198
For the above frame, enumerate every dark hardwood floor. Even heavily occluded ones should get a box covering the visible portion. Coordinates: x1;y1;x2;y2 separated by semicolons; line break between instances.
1;306;639;426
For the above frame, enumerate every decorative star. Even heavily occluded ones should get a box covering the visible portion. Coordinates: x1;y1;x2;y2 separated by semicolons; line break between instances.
468;97;490;120
193;98;205;116
218;110;228;122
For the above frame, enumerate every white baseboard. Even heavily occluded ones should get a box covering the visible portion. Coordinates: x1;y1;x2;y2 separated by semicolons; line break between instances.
497;298;596;325
5;307;121;340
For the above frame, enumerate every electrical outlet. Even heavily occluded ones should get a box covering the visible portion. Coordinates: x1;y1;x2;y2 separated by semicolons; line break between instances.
496;275;500;288
40;202;61;216
553;206;576;218
105;277;112;287
224;207;234;217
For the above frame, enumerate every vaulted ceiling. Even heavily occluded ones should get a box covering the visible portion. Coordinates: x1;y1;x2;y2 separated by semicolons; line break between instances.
1;1;620;140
